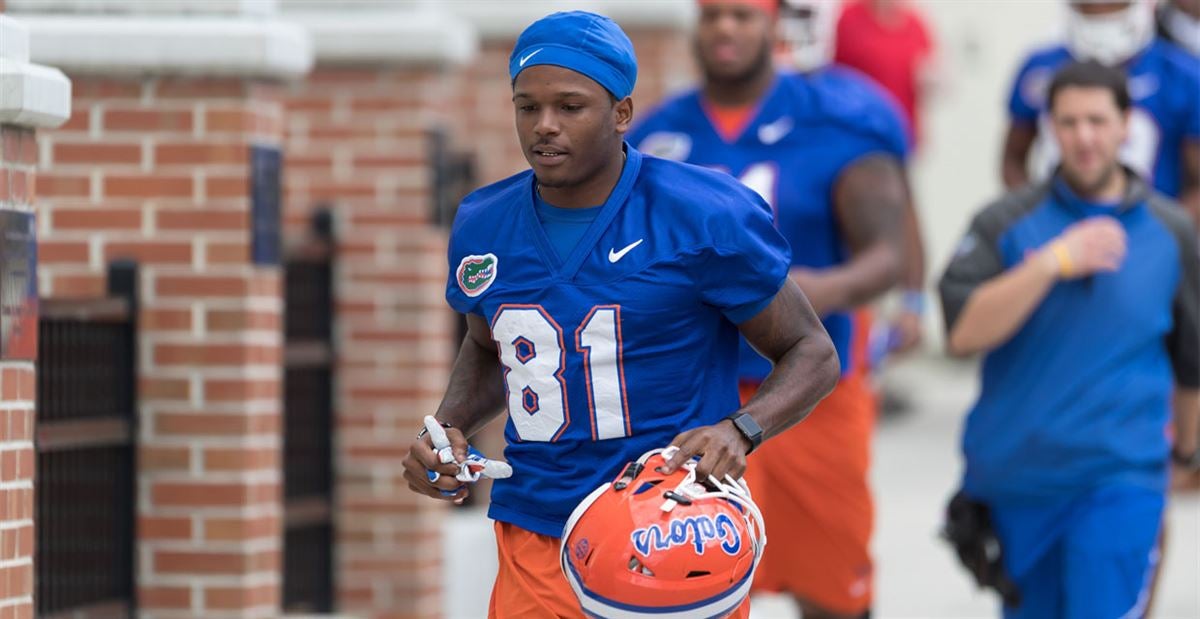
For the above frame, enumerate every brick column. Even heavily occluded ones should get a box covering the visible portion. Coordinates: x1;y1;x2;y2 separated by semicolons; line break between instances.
37;75;288;617
0;12;70;619
274;5;484;615
283;66;456;619
13;5;310;614
0;122;37;619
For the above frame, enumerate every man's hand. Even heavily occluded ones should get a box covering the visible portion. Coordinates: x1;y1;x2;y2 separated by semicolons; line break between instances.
890;308;924;355
1043;217;1127;279
659;420;752;481
402;425;471;504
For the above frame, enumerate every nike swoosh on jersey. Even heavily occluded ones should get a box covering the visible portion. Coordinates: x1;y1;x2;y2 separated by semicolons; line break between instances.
519;49;543;67
608;239;644;263
1127;74;1159;100
757;116;794;145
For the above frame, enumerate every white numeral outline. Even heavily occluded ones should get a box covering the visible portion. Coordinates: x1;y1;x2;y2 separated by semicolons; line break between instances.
576;305;631;440
490;304;630;442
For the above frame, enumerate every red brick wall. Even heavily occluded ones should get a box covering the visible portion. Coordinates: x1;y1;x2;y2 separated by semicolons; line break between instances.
0;124;36;619
283;67;454;618
37;76;285;618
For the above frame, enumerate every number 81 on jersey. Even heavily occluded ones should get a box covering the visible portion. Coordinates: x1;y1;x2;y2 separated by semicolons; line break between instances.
491;304;630;442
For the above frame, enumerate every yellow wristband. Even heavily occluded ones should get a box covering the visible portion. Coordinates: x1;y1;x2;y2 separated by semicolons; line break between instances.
1051;242;1073;278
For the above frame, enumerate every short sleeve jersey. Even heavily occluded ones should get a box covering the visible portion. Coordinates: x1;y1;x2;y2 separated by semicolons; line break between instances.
629;69;909;380
445;146;791;536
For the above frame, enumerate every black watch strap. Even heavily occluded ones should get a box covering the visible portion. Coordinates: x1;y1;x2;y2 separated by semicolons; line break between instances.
1172;446;1200;469
726;412;764;454
416;420;452;440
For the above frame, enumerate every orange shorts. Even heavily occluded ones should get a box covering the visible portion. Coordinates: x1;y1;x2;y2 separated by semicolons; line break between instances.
489;521;751;618
741;373;877;615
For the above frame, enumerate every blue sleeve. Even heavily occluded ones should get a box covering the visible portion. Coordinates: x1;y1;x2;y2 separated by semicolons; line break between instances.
445;211;486;317
862;84;911;161
1008;54;1042;124
696;187;792;323
1183;61;1200;138
865;98;909;162
822;70;910;162
828;125;907;180
724;295;776;324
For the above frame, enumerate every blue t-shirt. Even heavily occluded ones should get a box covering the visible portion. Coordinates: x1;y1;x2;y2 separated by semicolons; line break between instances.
445;145;791;536
1008;39;1200;198
939;174;1200;502
629;68;909;378
533;194;603;265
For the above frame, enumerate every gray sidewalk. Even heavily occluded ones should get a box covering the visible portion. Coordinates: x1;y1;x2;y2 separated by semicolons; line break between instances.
444;356;1200;618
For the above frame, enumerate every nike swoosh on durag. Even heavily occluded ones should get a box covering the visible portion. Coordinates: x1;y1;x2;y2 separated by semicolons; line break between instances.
519;49;543;67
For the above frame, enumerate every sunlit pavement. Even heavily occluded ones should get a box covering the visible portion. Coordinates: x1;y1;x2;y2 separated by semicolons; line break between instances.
444;356;1200;619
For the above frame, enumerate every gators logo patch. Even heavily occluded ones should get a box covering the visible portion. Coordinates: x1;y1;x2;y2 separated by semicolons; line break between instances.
456;253;498;297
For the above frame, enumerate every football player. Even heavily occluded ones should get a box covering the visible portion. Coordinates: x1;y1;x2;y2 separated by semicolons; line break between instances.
629;1;912;617
1157;0;1200;56
401;10;840;618
1002;0;1200;220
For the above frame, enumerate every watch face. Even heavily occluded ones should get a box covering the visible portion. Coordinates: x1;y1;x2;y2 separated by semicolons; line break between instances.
735;414;763;442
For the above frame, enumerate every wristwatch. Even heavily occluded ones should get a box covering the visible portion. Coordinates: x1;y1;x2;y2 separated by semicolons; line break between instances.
725;412;764;454
1172;446;1200;469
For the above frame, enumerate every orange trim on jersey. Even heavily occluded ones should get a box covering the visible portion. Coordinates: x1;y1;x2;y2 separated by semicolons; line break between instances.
573;304;632;440
703;100;759;143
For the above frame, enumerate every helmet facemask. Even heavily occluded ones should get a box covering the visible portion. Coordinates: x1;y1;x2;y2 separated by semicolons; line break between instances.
1065;0;1155;65
778;0;841;72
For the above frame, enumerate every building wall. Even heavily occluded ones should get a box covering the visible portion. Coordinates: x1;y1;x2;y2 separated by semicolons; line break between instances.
0;7;68;617
282;66;454;618
0;123;37;619
36;75;286;618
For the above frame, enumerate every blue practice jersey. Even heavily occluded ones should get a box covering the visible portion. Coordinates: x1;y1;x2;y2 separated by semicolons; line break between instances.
939;175;1200;502
629;69;909;379
1008;39;1200;198
445;146;791;536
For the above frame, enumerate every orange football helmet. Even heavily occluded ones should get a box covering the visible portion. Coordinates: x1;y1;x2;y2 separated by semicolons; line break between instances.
560;447;767;618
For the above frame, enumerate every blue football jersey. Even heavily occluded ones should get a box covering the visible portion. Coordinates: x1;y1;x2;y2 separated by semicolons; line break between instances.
1008;39;1200;198
629;69;909;379
445;146;790;537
